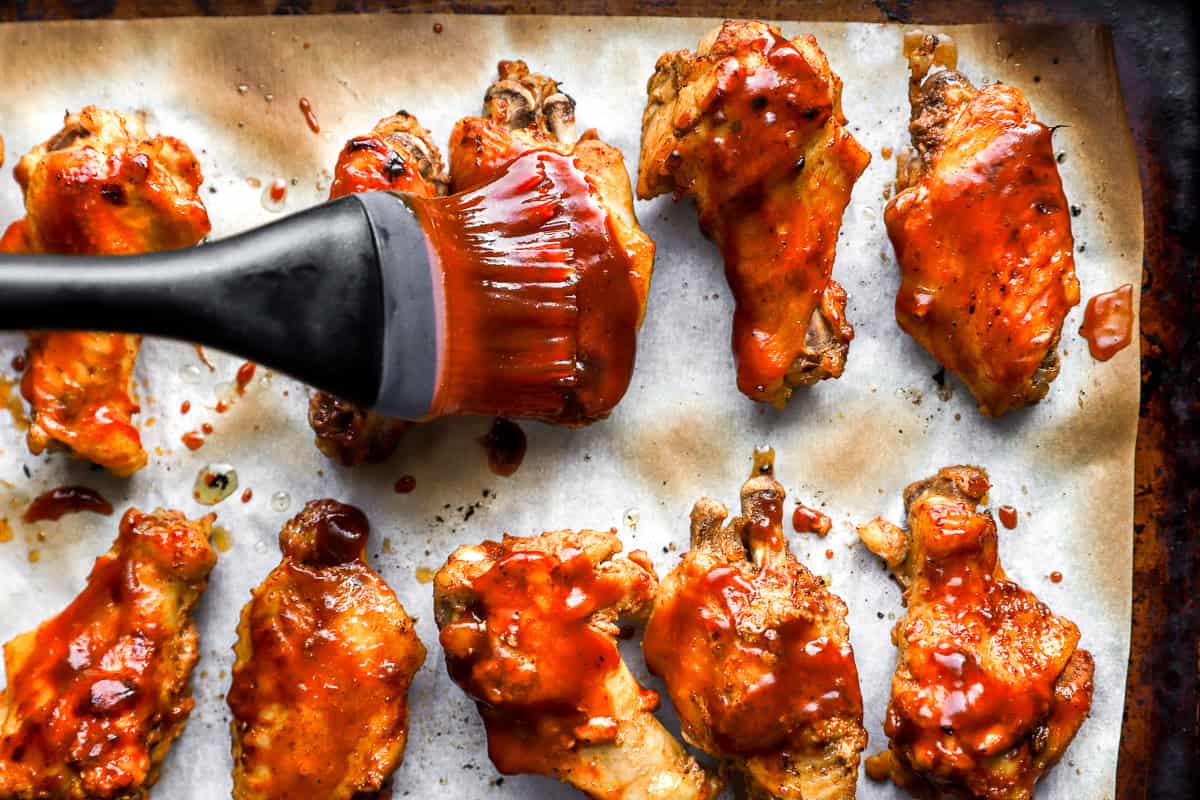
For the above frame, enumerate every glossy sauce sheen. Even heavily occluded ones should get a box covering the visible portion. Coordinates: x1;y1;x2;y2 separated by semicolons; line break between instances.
645;491;862;755
792;503;831;536
0;509;216;796
23;485;113;523
413;150;640;423
439;544;648;772
480;417;526;477
1079;284;1134;361
998;504;1019;529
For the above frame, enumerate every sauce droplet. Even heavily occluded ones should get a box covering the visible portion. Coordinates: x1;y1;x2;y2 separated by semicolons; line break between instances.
241;488;253;503
298;97;320;134
181;431;205;451
270;491;292;512
0;376;30;430
201;422;214;435
262;179;288;212
751;445;775;476
998;505;1019;529
1050;571;1063;583
193;464;238;506
0;519;12;543
394;475;416;494
27;548;40;563
825;548;835;559
235;362;257;394
23;486;113;523
193;344;216;371
180;400;191;414
212;525;233;552
792;504;832;536
11;353;26;371
480;418;526;477
415;565;436;584
433;22;444;34
1079;284;1134;361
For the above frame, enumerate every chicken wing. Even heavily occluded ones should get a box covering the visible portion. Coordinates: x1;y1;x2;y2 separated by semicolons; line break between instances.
0;107;211;475
0;508;217;798
857;466;1094;799
885;33;1081;416
434;529;721;799
228;500;426;800
645;456;866;799
638;21;869;406
307;112;448;465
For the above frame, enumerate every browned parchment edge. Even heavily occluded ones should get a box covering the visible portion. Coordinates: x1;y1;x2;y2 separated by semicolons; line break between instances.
4;2;1197;798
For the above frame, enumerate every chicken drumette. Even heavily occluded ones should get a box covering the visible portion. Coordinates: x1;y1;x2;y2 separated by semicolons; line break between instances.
0;107;211;476
0;508;217;798
228;500;426;800
645;456;866;799
307;112;448;466
885;33;1081;416
434;529;721;799
638;21;870;407
858;466;1094;799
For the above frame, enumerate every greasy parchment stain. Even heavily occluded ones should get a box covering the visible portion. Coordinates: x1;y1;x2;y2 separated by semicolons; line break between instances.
0;15;1139;800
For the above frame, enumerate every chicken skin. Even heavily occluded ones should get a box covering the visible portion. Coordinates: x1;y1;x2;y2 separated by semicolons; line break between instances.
434;529;721;799
857;466;1094;799
638;21;870;406
645;455;867;799
885;33;1081;416
228;500;425;800
307;112;448;466
0;508;217;799
0;107;211;476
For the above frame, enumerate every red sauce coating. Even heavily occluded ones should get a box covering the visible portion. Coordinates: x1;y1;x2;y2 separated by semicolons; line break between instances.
393;475;416;494
1079;284;1134;361
792;503;832;536
998;504;1019;529
298;97;320;134
23;486;113;523
479;417;526;477
235;361;257;394
439;544;649;771
181;431;205;450
412;149;640;423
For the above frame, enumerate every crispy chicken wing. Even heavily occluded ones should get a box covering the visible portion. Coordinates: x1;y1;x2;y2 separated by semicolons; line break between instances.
885;33;1081;416
857;466;1094;799
434;529;721;799
645;457;866;799
0;108;211;476
307;112;448;466
638;21;870;406
0;508;217;799
228;500;425;800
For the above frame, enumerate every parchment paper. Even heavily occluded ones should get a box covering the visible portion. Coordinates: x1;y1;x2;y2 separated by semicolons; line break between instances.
0;15;1141;800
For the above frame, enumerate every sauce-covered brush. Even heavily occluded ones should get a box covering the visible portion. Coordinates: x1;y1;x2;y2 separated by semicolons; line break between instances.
0;150;652;424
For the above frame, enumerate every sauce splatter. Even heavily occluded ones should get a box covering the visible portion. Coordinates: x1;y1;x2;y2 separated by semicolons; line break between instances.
298;97;320;134
23;486;113;523
241;489;253;503
182;431;205;451
1080;284;1134;361
998;505;1019;529
201;422;214;435
27;548;39;563
235;362;257;394
262;179;288;212
480;418;526;477
792;504;832;536
0;519;13;543
825;548;835;559
180;400;191;414
11;353;26;371
194;344;216;371
1050;571;1063;584
433;22;444;34
212;526;233;552
394;475;416;494
415;566;436;584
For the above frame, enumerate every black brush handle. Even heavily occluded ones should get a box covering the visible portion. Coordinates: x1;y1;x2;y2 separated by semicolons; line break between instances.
0;195;387;407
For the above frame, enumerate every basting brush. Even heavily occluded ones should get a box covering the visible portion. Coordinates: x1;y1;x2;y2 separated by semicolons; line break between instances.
0;150;643;425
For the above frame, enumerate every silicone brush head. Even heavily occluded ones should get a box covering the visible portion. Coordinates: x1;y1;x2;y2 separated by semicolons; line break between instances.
410;150;640;425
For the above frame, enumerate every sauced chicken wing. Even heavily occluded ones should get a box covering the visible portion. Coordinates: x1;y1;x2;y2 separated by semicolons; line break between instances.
0;108;211;476
228;500;425;800
857;466;1094;799
308;112;448;466
638;21;870;406
885;33;1081;416
0;508;217;799
434;529;721;800
645;457;866;799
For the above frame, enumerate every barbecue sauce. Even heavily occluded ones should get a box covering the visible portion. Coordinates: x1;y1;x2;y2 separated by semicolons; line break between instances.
412;149;640;424
1080;284;1134;361
23;486;113;523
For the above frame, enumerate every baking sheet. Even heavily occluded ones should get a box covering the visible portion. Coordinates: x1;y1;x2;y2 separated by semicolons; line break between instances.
0;14;1141;800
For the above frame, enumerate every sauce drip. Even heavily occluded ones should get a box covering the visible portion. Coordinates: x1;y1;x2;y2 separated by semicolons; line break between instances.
394;475;417;494
23;486;113;523
645;491;862;755
235;361;257;393
997;505;1019;529
480;417;526;477
298;97;320;134
412;149;640;423
439;541;653;772
1079;284;1134;361
792;503;832;536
